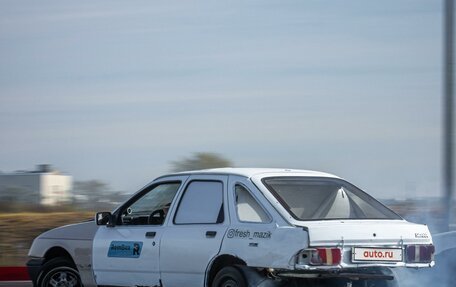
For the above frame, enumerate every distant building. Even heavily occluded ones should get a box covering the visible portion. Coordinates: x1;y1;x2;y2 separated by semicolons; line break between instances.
0;164;72;206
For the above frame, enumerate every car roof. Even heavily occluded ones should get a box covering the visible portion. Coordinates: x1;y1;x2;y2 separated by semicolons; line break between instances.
163;167;339;179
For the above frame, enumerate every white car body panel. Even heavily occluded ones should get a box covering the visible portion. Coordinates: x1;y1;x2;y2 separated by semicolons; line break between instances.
92;225;163;286
302;220;432;246
220;225;307;268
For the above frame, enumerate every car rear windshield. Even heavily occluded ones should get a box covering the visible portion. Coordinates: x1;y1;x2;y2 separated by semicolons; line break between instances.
262;177;401;220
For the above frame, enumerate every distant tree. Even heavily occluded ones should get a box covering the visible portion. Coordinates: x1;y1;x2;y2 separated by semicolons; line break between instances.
171;152;233;172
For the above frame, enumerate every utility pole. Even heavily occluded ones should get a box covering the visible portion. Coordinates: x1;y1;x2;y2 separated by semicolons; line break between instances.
443;0;454;232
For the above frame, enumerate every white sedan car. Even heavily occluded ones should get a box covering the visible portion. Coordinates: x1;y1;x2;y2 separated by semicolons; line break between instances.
27;168;434;287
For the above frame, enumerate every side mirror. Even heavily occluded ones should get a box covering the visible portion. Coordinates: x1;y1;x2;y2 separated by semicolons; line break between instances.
96;212;115;227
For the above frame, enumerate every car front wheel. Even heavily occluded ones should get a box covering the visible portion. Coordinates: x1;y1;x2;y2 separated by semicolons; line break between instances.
212;266;247;287
37;257;81;287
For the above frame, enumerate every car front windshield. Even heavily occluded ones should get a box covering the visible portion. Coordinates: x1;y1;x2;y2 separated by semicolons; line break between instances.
262;177;401;220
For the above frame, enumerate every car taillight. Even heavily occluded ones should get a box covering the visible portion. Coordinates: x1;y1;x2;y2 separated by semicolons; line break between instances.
406;245;435;263
308;248;342;266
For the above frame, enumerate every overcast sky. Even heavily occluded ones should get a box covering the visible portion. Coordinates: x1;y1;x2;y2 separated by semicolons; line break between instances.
0;0;449;199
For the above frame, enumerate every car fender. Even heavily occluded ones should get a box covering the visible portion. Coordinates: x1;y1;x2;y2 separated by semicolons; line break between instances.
28;221;99;287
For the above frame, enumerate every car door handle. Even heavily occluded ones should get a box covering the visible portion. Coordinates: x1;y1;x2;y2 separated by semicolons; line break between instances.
145;231;156;238
206;231;217;238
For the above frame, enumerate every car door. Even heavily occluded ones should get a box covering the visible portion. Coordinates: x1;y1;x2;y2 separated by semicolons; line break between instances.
92;176;187;286
160;174;229;287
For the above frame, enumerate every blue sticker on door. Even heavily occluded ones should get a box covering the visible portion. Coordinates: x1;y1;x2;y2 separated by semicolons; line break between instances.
108;241;143;258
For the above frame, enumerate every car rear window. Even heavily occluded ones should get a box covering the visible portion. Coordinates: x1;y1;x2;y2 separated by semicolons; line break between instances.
262;177;401;220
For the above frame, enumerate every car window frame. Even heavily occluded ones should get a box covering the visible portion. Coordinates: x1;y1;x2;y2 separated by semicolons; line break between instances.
114;180;182;226
233;182;272;224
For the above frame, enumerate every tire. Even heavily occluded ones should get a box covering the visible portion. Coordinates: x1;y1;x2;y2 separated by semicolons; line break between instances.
212;266;247;287
37;257;82;287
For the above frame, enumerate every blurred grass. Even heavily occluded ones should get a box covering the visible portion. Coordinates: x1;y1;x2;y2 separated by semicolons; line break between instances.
0;212;93;266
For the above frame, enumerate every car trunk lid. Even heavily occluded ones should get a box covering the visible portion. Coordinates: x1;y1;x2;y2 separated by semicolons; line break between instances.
297;220;432;246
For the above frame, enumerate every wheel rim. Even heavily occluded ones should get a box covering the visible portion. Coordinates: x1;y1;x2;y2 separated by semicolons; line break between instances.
44;267;80;287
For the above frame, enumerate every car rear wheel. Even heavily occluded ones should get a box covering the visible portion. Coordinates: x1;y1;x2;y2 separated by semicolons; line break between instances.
212;266;247;287
37;257;81;287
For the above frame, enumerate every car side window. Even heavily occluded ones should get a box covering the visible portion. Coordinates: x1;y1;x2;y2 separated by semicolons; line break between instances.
174;181;224;224
235;184;270;223
120;182;181;225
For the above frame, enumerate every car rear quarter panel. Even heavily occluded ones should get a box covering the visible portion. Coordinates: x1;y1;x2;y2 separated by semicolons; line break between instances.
220;175;309;269
220;225;308;269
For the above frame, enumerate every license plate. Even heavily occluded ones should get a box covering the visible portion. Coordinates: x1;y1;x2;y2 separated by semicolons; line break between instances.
352;247;403;262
